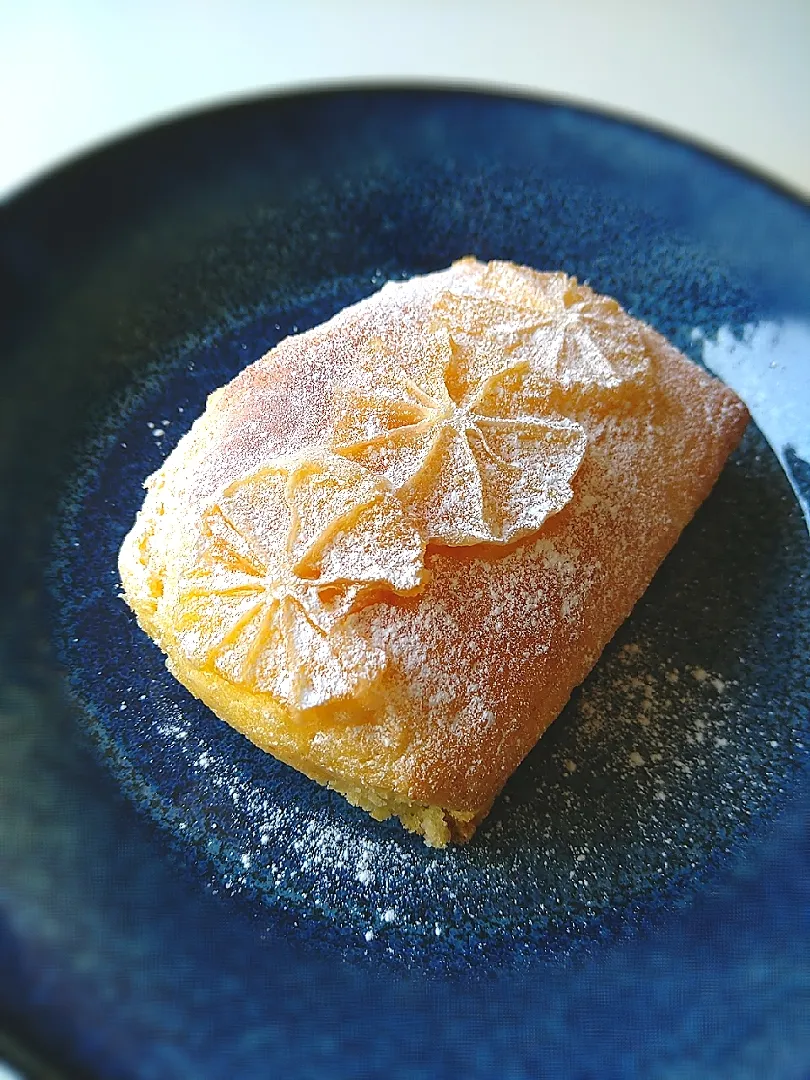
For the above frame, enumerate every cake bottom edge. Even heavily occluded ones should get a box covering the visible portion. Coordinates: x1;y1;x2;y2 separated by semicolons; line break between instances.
163;657;495;848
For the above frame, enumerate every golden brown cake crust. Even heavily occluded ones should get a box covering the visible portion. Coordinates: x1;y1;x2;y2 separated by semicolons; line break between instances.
119;259;749;843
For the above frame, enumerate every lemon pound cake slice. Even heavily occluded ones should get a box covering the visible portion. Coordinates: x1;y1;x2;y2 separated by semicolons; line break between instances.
119;259;749;847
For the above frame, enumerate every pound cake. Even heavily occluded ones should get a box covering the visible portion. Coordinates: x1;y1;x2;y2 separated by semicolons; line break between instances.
119;259;749;847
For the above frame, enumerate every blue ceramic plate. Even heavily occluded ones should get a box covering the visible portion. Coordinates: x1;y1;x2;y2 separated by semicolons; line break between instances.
1;88;809;1079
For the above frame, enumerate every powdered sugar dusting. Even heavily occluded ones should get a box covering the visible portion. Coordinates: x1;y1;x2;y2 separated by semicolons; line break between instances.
330;316;587;545
164;453;425;710
139;613;804;967
433;259;652;394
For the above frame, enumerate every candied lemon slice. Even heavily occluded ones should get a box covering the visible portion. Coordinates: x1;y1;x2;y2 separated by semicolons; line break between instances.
167;453;426;711
332;328;586;546
435;259;651;394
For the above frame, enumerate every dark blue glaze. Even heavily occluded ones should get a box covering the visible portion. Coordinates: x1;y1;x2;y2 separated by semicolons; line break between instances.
1;88;809;1079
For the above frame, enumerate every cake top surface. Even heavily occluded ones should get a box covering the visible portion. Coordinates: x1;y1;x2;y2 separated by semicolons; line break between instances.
125;259;706;717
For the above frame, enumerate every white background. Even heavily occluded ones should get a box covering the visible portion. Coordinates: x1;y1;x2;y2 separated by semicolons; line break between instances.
1;0;809;201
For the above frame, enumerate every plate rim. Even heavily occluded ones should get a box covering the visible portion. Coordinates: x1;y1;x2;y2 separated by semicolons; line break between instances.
1;81;808;214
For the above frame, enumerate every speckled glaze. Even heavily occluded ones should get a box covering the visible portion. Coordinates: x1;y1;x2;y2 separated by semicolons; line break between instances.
1;89;810;1079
